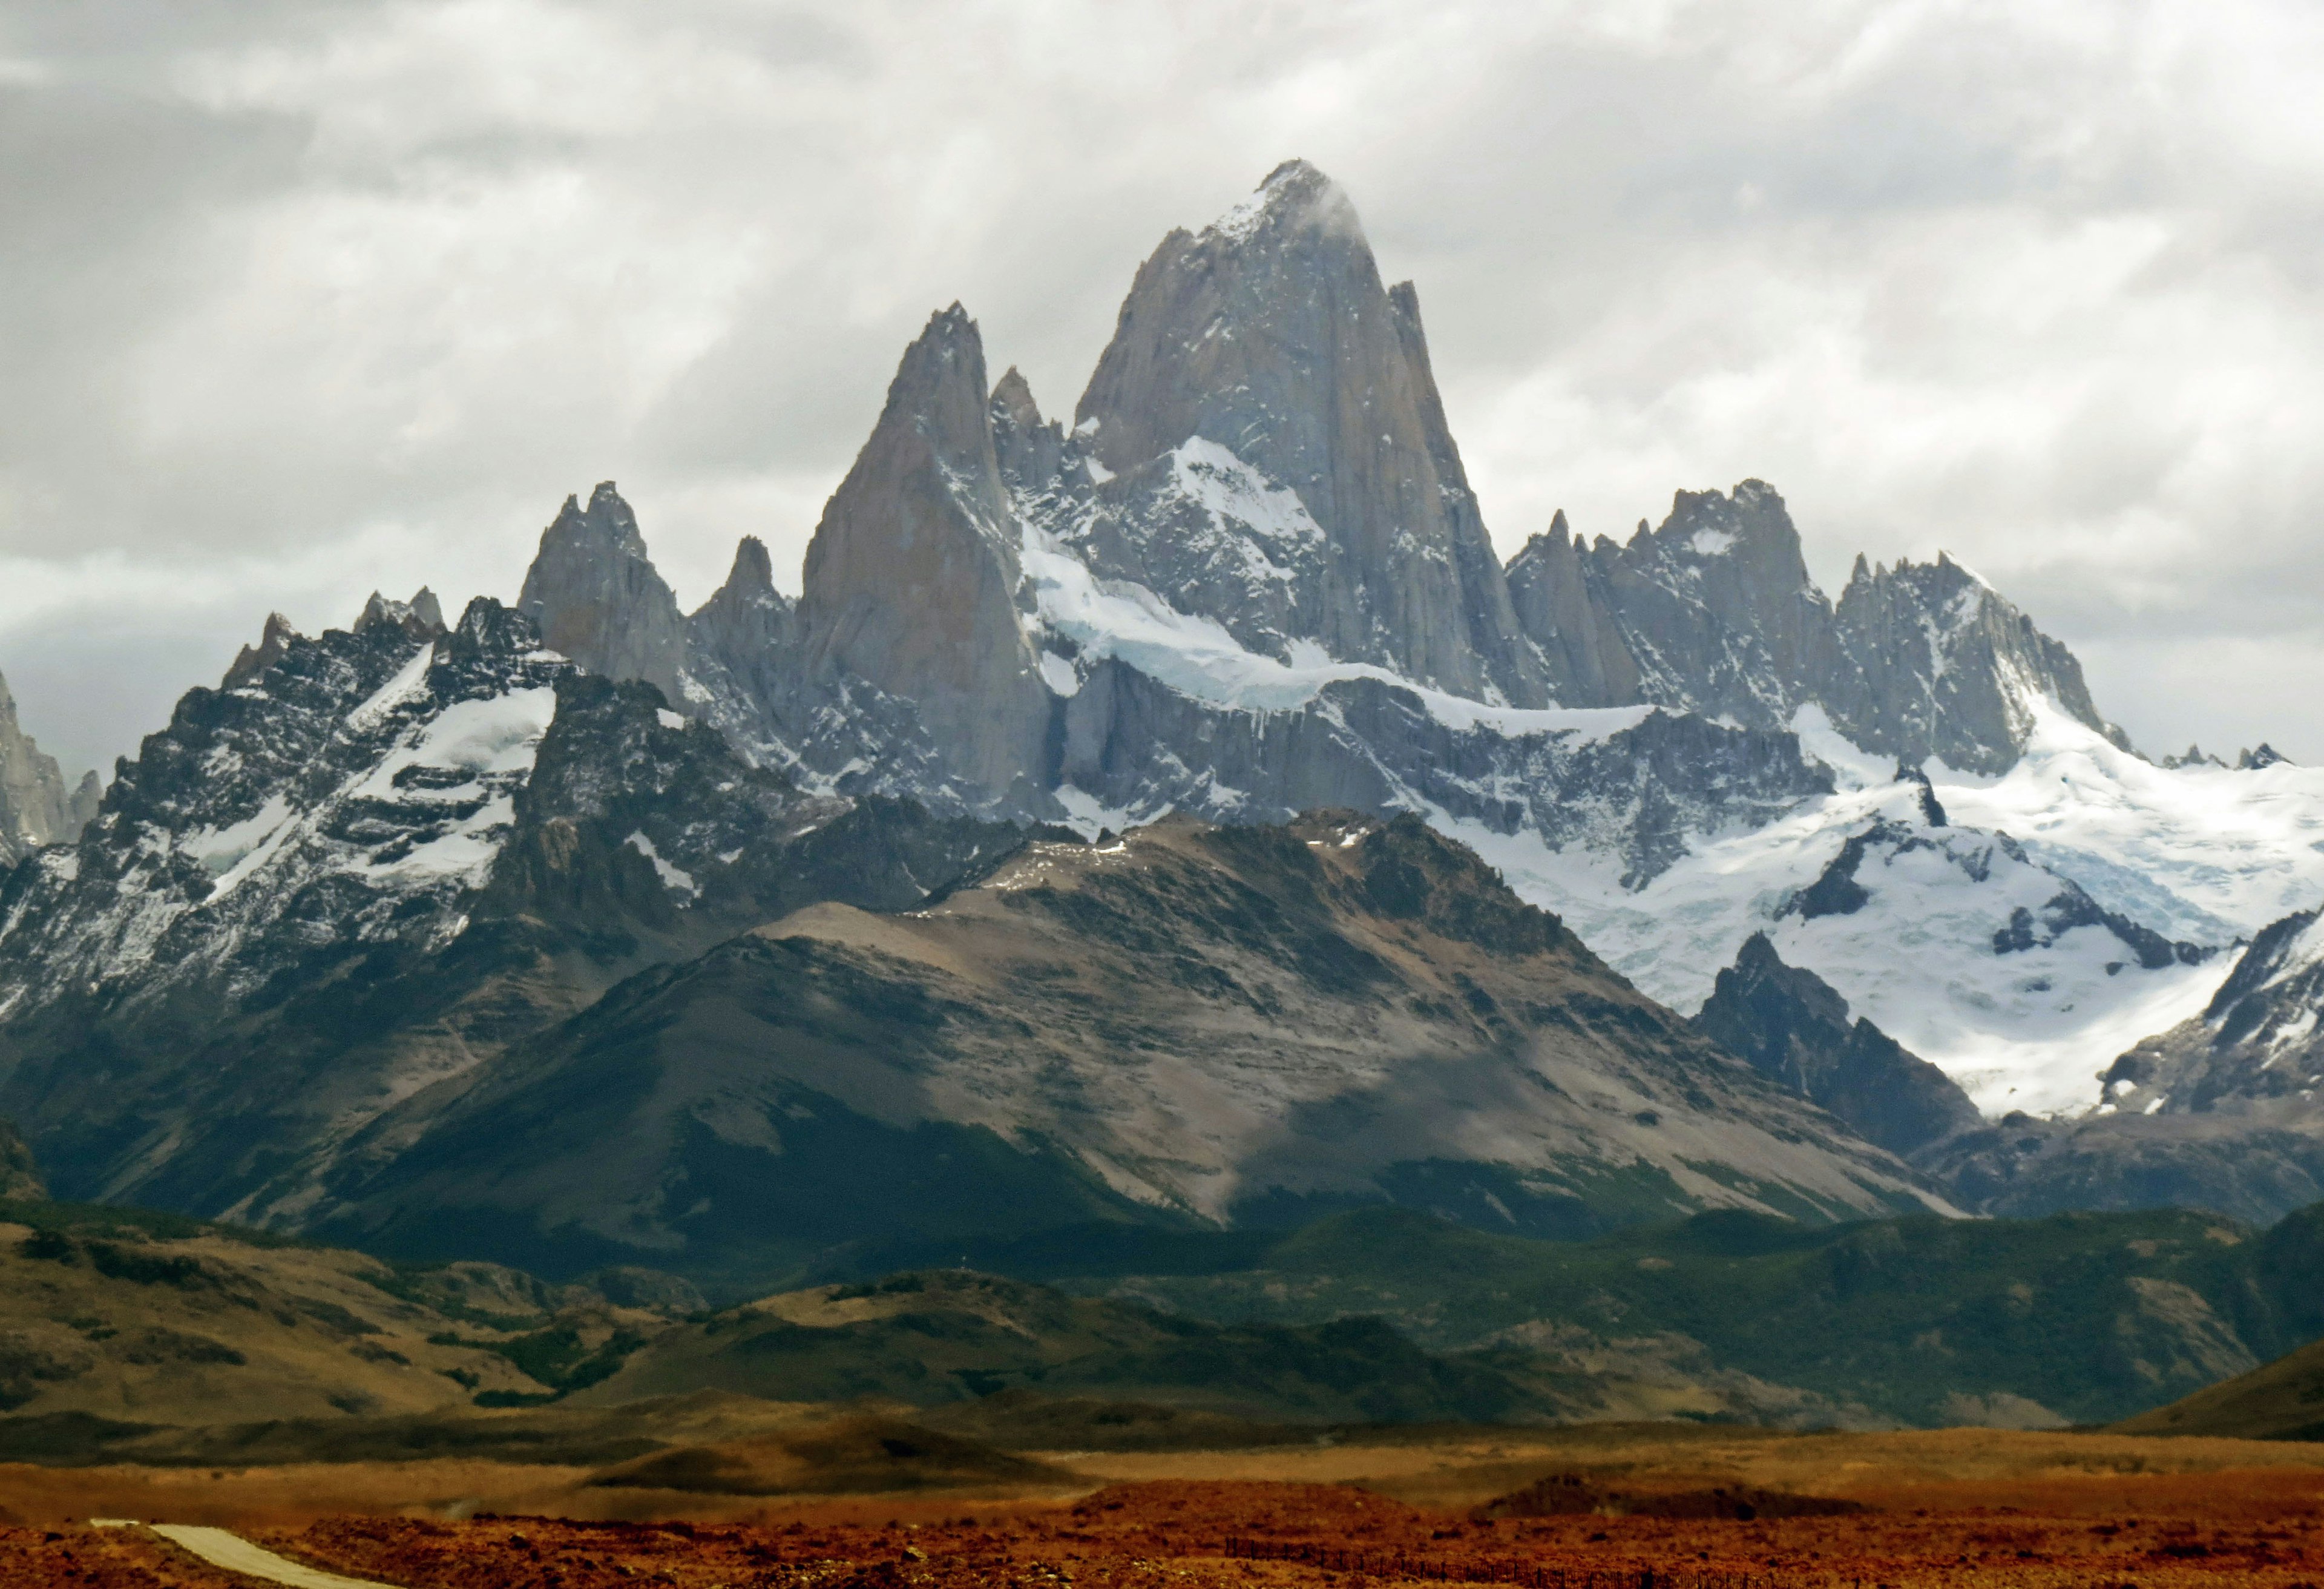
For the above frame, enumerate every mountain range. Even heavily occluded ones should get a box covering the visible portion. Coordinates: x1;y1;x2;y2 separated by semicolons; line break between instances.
7;159;2324;1298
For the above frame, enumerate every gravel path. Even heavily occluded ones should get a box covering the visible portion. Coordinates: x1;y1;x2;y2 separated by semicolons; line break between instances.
147;1526;402;1589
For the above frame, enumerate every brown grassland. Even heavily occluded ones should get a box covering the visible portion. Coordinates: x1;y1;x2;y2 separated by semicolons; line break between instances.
8;1423;2324;1587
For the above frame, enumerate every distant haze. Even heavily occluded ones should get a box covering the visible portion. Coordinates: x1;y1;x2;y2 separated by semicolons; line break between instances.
4;1;2321;779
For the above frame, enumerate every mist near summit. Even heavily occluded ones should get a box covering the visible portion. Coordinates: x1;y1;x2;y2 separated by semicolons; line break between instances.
2;0;2321;778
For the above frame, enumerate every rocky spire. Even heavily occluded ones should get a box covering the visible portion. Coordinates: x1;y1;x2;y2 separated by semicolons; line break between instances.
1074;160;1546;706
0;669;80;863
1828;552;2128;774
796;305;1049;797
1504;510;1643;707
354;588;451;644
517;482;691;708
686;536;795;708
223;611;301;689
1595;481;1854;723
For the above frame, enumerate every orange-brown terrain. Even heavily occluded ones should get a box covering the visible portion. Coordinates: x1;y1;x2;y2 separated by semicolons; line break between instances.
11;1427;2324;1587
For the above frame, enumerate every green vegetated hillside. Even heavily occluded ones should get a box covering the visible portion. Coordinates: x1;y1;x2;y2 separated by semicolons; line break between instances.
10;1183;2324;1456
566;1269;1540;1425
998;1203;2324;1430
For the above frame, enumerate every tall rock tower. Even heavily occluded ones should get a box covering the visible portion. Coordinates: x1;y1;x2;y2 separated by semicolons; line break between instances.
794;305;1052;798
1075;160;1546;706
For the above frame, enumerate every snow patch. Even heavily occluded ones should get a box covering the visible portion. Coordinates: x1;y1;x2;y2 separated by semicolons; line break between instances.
1052;784;1158;841
1939;698;2324;943
625;831;700;898
184;795;299;903
1689;528;1737;557
1790;703;1898;792
1020;519;1653;744
351;687;558;806
344;643;436;731
1037;651;1080;697
656;708;688;731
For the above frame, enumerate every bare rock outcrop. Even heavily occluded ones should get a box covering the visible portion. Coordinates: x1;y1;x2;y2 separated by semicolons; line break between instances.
685;536;796;717
795;304;1051;798
1503;481;2125;769
0;671;85;865
223;611;301;689
518;482;691;708
1074;160;1546;706
1828;552;2129;773
1695;932;1981;1158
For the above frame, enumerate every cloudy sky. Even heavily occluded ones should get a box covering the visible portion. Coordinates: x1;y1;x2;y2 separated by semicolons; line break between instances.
4;0;2321;779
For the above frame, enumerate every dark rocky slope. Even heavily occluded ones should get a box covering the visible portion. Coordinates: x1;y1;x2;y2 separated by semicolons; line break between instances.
299;812;1945;1293
0;599;1025;1227
1694;933;1981;1159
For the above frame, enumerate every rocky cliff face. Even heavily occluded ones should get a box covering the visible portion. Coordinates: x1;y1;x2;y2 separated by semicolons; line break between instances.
0;669;89;866
1827;552;2129;774
1504;512;1644;708
1695;933;1982;1157
1585;483;1853;728
517;483;692;708
2100;910;2324;1120
1074;160;1543;706
1502;482;2123;772
793;306;1052;800
686;537;793;706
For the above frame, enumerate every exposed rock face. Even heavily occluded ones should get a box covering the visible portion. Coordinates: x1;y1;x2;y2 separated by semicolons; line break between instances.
1587;484;1852;727
686;537;794;704
1074;160;1544;706
1827;552;2125;774
1050;662;1828;889
2101;910;2324;1119
222;612;301;689
681;536;801;761
355;588;450;645
65;771;100;835
0;669;85;864
1505;513;1643;708
0;600;1026;1227
795;306;1052;798
517;482;691;708
1503;482;2126;772
300;812;1945;1288
1694;933;1981;1157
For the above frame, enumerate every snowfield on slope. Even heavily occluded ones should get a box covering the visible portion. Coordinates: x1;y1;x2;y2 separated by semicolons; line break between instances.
1019;519;1654;740
1436;702;2324;1120
1016;491;2324;1122
1936;699;2324;944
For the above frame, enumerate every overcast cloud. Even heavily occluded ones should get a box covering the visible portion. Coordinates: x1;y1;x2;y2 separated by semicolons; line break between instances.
4;0;2322;779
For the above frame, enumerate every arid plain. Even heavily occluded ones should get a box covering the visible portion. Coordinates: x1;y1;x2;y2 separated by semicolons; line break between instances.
13;1420;2324;1587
